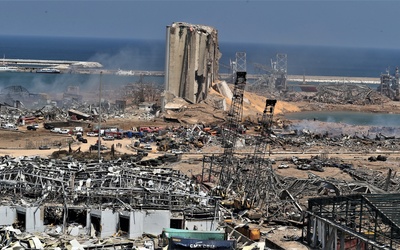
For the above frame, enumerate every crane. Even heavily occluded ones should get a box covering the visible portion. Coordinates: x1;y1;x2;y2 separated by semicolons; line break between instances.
224;99;277;209
222;71;247;156
215;71;248;193
252;99;277;159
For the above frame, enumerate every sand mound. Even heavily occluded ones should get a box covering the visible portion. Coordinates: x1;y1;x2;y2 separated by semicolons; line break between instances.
243;91;300;116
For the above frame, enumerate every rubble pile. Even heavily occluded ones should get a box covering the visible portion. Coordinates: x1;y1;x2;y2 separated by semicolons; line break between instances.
0;151;225;249
315;83;384;105
0;226;136;249
279;83;389;105
0;156;213;210
269;127;400;153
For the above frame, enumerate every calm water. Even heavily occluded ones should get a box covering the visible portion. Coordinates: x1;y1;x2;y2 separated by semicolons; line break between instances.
2;35;400;76
286;111;400;127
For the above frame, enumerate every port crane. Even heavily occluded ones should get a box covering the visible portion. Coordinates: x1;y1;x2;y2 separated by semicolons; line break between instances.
200;72;247;193
215;71;248;193
244;99;277;208
222;71;247;156
252;99;277;160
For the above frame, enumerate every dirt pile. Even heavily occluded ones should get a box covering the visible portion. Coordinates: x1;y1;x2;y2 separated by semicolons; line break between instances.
168;83;302;125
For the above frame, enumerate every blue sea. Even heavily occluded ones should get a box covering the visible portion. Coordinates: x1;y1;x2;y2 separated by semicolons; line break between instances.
1;34;400;93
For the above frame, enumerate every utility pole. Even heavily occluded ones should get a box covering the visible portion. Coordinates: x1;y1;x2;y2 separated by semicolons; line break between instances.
98;71;103;161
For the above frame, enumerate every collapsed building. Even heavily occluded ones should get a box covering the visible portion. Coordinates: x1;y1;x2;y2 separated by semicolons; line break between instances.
0;85;44;109
0;156;219;248
164;22;220;104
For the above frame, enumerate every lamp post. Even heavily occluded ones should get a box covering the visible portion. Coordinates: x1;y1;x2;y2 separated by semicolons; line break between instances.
98;71;102;161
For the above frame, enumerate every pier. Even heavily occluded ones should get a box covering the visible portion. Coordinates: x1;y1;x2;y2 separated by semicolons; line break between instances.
1;58;380;84
1;58;102;69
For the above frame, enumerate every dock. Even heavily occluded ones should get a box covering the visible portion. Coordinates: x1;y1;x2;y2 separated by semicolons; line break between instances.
1;58;380;84
1;58;102;70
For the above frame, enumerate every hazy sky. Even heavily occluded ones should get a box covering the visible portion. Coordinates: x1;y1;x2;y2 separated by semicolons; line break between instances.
0;0;399;49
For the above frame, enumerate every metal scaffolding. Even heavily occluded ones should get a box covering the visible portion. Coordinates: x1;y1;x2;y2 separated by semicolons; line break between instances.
379;67;400;101
235;52;247;72
250;53;288;92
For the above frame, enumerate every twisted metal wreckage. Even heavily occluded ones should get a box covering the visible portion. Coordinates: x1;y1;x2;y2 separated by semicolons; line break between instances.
0;155;218;249
1;72;400;249
198;72;400;249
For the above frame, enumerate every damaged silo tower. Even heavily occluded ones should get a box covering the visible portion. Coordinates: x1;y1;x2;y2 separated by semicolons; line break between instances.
164;22;221;104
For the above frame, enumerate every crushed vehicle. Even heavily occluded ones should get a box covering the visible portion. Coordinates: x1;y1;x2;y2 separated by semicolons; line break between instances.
78;137;88;143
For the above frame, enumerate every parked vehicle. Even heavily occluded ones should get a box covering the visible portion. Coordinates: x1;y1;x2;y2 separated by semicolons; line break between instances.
44;123;55;130
90;144;108;150
51;128;61;133
171;149;183;154
102;135;115;141
30;124;39;129
27;125;37;131
139;127;153;133
87;132;99;137
39;145;51;150
2;123;18;130
114;134;123;139
73;127;83;133
59;129;70;134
